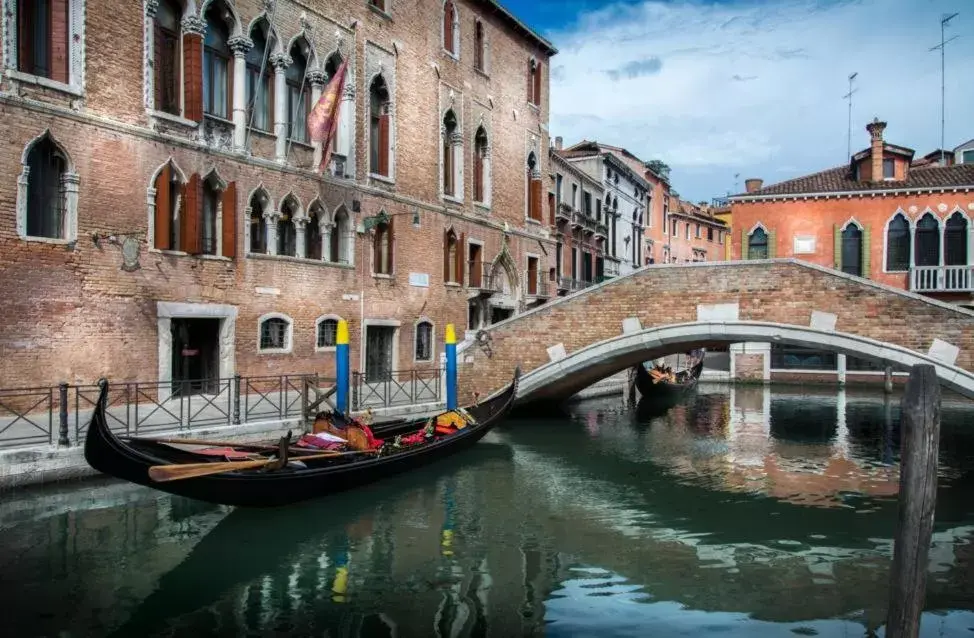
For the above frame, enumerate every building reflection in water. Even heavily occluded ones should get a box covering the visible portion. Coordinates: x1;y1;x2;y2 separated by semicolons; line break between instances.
3;386;974;637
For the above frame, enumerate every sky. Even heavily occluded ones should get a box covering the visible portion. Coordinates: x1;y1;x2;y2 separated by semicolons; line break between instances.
501;0;974;202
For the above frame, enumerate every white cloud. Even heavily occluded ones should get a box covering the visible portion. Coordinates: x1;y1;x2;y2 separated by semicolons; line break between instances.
547;0;974;200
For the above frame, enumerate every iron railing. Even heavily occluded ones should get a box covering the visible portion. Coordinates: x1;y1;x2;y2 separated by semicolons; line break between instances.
351;368;442;410
556;202;572;223
468;261;500;293
0;373;329;450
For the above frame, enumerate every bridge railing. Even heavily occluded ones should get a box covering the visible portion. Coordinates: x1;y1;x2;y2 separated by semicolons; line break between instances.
910;265;974;293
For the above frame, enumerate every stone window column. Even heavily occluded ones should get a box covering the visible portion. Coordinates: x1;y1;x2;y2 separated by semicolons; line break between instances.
339;82;355;175
228;36;253;152
307;70;327;170
271;53;292;163
143;0;159;110
62;172;80;242
294;216;308;259
265;210;279;255
321;221;335;262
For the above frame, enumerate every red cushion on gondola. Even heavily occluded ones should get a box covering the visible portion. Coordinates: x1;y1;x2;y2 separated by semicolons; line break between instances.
193;447;253;460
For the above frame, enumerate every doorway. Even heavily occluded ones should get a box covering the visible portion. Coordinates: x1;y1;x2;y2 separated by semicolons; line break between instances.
171;318;221;395
365;325;396;382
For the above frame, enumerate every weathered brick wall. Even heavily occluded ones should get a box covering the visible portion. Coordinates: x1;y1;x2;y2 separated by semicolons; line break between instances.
0;0;557;387
457;260;974;402
734;354;764;382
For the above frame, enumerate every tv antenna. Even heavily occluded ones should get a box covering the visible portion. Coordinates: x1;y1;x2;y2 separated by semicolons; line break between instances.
842;72;858;159
930;13;959;164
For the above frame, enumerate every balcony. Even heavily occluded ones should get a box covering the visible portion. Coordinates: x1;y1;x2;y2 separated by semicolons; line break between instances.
468;261;500;295
556;202;572;223
525;271;551;299
328;153;348;179
910;265;974;293
570;211;584;230
594;221;608;239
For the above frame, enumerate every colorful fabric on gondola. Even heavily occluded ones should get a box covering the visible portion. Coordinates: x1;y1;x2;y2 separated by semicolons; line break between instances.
295;434;346;451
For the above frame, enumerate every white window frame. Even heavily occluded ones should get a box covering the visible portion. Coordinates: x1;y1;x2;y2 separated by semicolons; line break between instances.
882;209;912;274
3;0;87;97
257;312;293;354
441;1;460;59
413;317;435;363
16;130;80;245
315;314;344;352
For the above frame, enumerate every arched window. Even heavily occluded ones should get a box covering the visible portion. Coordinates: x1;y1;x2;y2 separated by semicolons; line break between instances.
24;135;68;239
474;21;485;71
154;0;182;114
443;229;459;283
373;218;394;275
747;227;768;260
474;127;489;203
278;197;298;256
287;43;310;143
246;20;274;131
442;110;458;197
200;174;221;255
203;2;231;119
316;317;339;350
885;213;910;271
415;320;433;362
306;205;322;260
332;207;350;263
443;2;459;55
527;152;542;222
841;223;863;277
945;212;968;266
249;190;268;254
369;75;391;176
152;161;183;250
914;213;939;267
258;314;291;352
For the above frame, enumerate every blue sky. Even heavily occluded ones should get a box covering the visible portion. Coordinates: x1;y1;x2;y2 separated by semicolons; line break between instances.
502;0;974;202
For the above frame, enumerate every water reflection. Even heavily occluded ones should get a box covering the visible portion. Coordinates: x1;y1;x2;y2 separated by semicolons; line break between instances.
1;385;974;637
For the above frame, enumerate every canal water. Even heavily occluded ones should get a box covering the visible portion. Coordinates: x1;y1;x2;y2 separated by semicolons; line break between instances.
3;384;974;637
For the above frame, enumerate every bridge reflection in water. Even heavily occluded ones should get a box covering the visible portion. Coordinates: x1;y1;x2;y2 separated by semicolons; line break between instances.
2;385;974;637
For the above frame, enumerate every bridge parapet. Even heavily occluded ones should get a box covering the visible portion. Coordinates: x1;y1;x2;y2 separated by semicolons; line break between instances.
458;259;974;403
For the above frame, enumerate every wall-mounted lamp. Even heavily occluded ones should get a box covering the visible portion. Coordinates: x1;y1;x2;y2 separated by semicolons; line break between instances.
412;208;421;227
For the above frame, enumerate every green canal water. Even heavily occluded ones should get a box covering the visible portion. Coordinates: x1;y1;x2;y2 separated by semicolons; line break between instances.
3;384;974;637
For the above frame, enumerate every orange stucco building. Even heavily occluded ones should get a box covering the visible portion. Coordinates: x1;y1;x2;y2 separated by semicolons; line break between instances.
729;119;974;309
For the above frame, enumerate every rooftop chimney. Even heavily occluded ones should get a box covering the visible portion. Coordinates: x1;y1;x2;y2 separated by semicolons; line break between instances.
866;117;887;182
744;178;763;193
555;136;563;150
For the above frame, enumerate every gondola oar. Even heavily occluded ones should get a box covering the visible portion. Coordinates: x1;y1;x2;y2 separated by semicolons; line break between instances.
148;449;379;483
122;436;345;455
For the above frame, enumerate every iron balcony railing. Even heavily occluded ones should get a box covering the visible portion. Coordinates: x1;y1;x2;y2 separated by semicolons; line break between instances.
525;271;550;298
557;276;592;293
468;261;500;293
0;374;326;450
351;368;442;410
910;265;974;293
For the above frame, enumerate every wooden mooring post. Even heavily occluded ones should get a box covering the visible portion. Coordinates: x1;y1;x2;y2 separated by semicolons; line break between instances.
885;363;941;638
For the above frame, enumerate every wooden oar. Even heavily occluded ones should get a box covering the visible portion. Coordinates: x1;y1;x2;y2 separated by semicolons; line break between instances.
148;449;380;483
123;436;344;456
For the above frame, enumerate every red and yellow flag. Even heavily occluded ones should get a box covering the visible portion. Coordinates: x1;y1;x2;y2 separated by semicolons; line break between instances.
307;58;348;174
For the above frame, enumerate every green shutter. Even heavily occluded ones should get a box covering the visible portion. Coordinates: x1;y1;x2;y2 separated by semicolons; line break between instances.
833;224;842;271
742;229;749;260
768;230;776;258
861;225;871;278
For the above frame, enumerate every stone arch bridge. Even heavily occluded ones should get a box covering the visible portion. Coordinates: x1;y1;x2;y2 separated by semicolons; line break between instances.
456;259;974;404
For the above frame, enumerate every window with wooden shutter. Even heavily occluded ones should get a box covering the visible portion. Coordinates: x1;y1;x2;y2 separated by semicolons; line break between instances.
17;0;68;81
530;179;543;222
155;0;182;114
181;174;201;254
222;181;236;258
527;59;533;103
456;232;465;285
183;33;204;122
378;111;390;176
153;164;172;250
533;61;542;106
443;2;455;54
50;0;69;83
443;230;453;283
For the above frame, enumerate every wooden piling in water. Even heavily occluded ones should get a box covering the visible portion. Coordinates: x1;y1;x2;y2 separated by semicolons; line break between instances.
885;363;941;638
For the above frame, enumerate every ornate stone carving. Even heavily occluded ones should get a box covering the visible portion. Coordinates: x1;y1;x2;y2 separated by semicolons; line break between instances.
145;0;160;17
200;117;234;152
260;0;276;12
307;70;327;88
342;83;356;100
228;36;254;56
299;12;312;33
181;15;206;37
270;53;292;71
450;131;463;147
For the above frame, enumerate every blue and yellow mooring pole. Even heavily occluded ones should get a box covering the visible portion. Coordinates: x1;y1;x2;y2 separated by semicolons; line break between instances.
445;323;457;411
336;319;350;416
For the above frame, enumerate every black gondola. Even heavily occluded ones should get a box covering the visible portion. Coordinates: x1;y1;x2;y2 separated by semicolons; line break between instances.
633;357;704;400
83;368;520;508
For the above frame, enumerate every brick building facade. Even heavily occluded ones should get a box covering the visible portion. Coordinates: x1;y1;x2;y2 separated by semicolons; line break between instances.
729;119;974;306
659;198;727;264
0;0;558;389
